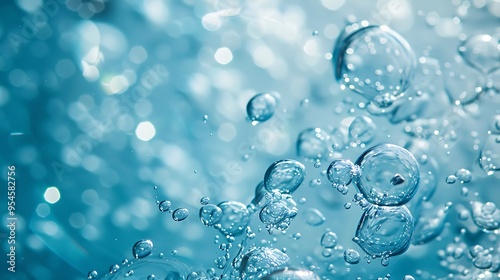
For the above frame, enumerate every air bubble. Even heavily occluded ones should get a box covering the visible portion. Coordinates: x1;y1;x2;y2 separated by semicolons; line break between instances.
199;204;223;227
296;128;332;160
217;201;251;236
238;247;291;279
264;159;306;194
302;208;326;226
321;231;338;248
132;239;154;259
458;34;500;74
343;249;361;264
246;93;278;125
158;200;171;212
355;144;420;206
172;208;190;222
262;268;320;280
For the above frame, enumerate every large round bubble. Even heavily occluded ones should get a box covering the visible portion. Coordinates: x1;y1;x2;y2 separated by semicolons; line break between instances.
216;201;251;236
355;205;414;257
264;159;306;194
355;144;420;206
238;247;291;280
333;25;416;106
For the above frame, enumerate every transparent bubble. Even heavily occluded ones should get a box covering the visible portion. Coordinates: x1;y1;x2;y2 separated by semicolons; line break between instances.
264;159;306;194
471;201;500;231
199;204;223;227
355;144;420;206
458;34;500;74
444;61;484;105
455;168;472;183
246;93;278;125
217;201;251;236
348;116;376;144
333;25;416;106
403;275;416;280
296;128;332;160
200;197;210;205
159;200;172;212
302;208;326;226
479;132;500;175
238;247;291;280
446;175;457;184
172;208;190;222
261;268;320;280
343;249;361;264
109;264;120;274
132;239;154;259
411;203;447;245
87;270;98;279
321;231;338;248
471;246;493;269
259;195;297;232
355;205;414;257
327;159;354;186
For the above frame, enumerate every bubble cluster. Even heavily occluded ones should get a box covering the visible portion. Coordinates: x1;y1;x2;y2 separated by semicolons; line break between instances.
354;144;420;206
471;201;500;231
199;204;223;227
259;194;298;232
216;201;251;236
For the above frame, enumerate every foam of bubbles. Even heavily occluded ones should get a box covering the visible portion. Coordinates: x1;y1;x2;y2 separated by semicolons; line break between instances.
263;159;306;194
354;144;420;206
355;205;414;257
470;201;500;231
333;24;416;107
327;159;354;188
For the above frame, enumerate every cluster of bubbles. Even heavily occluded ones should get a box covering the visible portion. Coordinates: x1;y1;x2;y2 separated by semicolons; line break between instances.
86;6;500;280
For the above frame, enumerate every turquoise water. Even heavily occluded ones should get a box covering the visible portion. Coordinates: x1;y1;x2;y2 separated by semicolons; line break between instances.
1;0;500;279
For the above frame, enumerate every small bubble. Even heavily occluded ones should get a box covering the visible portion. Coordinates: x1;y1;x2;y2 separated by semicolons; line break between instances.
87;270;98;279
132;239;153;259
455;168;472;183
203;114;208;123
246;93;278;125
147;274;156;280
312;30;319;36
446;175;457;184
200;196;210;205
344;249;361;264
158;200;171;212
172;208;190;221
109;264;120;274
321;231;338;248
344;202;352;209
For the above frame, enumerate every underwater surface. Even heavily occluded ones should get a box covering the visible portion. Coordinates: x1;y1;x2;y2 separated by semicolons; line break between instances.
1;0;500;279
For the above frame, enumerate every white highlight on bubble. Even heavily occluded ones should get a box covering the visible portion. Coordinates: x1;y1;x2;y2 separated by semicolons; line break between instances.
44;187;61;204
135;121;156;141
215;47;233;65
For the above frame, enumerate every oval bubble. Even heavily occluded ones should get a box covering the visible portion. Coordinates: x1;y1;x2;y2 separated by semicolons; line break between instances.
296;128;332;160
216;201;251;236
238;247;291;280
458;34;500;74
355;144;420;206
264;159;306;194
132;239;154;260
355;205;414;257
333;25;416;106
246;93;278;125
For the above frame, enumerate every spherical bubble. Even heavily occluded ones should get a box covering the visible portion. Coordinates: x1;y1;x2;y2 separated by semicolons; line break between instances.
333;25;416;106
320;231;338;248
355;144;420;206
264;159;306;194
132;239;154;259
296;128;332;160
479;133;500;175
246;93;278;125
355;205;414;257
172;208;190;222
217;201;251;236
348;116;376;144
327;159;354;186
261;268;320;280
471;201;500;231
343;249;361;264
87;270;98;279
199;204;223;227
458;34;500;74
238;247;291;280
